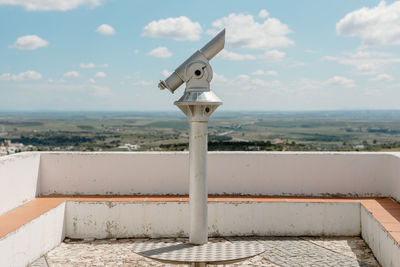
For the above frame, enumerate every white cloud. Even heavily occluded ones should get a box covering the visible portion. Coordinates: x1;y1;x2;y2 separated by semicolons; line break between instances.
325;76;356;88
132;80;153;86
143;16;202;41
63;71;79;78
91;85;111;97
11;35;48;50
235;74;251;83
0;0;102;11
234;74;281;91
258;9;269;19
133;49;139;55
96;24;115;35
88;78;96;84
264;49;285;61
249;78;281;89
219;50;256;61
213;72;228;83
266;70;278;76
252;70;279;76
80;63;108;68
252;70;265;75
162;69;172;78
95;71;106;78
208;12;293;50
294;76;357;93
47;78;65;83
219;49;285;61
325;50;400;75
210;72;286;98
0;70;42;81
337;1;400;46
147;46;172;58
369;73;394;82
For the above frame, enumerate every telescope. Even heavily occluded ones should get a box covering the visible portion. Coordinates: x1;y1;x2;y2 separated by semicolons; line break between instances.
158;29;225;94
158;29;225;245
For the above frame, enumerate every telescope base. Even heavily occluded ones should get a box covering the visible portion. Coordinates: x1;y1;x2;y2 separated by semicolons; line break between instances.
132;240;265;266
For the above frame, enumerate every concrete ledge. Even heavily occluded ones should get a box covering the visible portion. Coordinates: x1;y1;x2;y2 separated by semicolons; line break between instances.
362;199;400;267
0;202;65;267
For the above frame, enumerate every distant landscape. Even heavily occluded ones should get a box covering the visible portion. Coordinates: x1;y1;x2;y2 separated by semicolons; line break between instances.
1;110;400;155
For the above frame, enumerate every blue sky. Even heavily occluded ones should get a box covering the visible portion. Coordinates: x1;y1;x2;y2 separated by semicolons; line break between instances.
1;0;400;111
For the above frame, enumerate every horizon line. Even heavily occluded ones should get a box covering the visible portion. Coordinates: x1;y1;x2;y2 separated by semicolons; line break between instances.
0;109;400;113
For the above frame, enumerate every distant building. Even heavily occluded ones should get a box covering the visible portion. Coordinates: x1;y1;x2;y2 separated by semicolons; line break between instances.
272;139;284;145
118;143;141;151
0;146;7;156
0;140;25;156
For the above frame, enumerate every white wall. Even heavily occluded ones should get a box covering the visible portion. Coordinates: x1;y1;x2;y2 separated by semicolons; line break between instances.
361;206;400;267
0;202;65;267
39;152;189;195
208;152;394;197
39;152;397;198
389;153;400;202
65;201;360;239
0;153;40;215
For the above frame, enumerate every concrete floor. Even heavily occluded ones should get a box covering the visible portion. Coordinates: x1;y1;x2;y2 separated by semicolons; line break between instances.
30;237;380;267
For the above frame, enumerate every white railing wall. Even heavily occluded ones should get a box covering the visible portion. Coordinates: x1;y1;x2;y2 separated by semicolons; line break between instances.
0;153;40;215
37;152;400;201
390;153;400;202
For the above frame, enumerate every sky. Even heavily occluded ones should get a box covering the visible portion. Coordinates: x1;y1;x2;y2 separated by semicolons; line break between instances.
0;0;400;111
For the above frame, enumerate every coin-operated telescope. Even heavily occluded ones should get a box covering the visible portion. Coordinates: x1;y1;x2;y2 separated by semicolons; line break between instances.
158;29;225;94
159;29;225;245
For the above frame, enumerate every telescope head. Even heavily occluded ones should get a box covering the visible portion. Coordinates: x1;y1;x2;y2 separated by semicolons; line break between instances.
158;29;225;93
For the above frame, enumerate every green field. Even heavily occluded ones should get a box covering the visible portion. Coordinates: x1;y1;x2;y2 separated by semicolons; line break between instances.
1;110;400;152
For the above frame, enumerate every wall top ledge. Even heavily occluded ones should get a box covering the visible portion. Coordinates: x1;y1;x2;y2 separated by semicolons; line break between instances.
8;151;400;156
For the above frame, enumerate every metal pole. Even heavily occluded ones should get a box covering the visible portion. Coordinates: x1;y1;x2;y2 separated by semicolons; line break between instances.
189;118;208;245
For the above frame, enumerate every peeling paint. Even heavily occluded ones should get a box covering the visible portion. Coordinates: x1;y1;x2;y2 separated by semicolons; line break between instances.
64;201;360;239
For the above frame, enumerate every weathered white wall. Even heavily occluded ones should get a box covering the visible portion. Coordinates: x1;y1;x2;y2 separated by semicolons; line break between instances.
389;153;400;202
361;206;400;267
0;202;65;267
0;153;40;215
208;152;394;197
39;152;397;198
39;152;189;195
65;201;188;239
65;201;360;238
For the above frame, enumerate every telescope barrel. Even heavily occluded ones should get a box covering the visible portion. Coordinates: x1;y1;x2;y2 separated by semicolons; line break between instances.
200;29;225;60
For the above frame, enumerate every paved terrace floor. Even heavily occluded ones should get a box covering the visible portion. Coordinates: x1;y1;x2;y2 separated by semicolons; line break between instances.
30;236;380;267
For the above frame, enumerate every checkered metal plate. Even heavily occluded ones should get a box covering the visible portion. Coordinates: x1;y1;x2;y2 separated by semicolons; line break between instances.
132;241;265;264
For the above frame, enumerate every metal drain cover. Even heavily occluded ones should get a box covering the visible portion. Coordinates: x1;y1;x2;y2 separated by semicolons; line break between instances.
132;241;265;264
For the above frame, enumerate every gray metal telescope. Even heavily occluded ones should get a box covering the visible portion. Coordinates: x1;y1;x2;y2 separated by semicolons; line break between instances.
159;29;225;245
158;29;225;94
